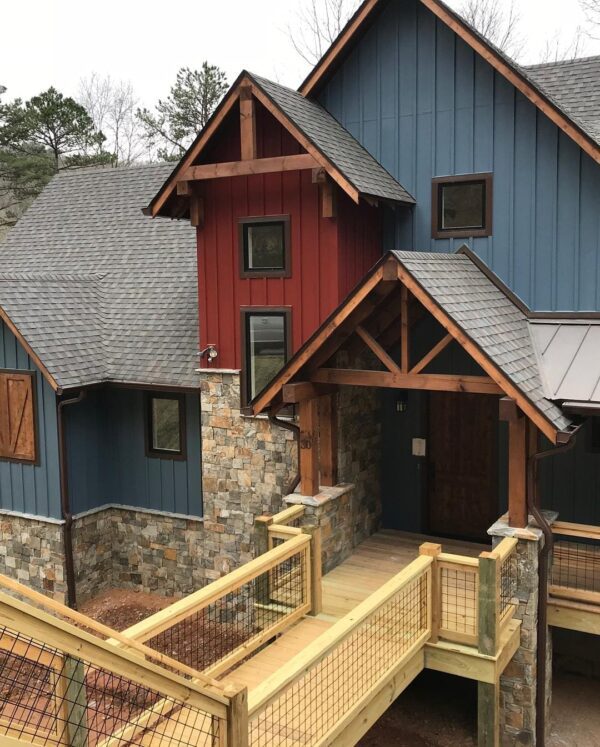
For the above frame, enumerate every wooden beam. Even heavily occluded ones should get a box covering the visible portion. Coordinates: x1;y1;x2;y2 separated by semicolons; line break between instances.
321;178;336;218
499;396;522;422
183;153;319;181
478;681;500;747
312;368;503;395
282;381;337;404
410;333;453;375
239;86;257;161
190;195;205;228
299;399;319;496
355;325;401;374
508;416;528;528
318;394;337;487
400;285;409;373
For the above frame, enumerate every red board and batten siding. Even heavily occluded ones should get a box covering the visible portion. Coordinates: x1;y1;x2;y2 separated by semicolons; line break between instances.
196;101;383;370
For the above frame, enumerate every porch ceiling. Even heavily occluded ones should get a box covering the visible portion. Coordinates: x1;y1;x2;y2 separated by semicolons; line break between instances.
251;249;575;444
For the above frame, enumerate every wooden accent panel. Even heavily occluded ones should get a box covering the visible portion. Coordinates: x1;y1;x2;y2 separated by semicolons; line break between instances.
299;399;319;496
508;416;528;528
321;178;336;218
318;394;337;487
183;153;319;181
190;195;205;228
355;325;401;374
0;371;36;463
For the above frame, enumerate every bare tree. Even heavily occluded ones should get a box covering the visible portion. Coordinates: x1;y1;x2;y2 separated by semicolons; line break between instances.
78;74;146;165
580;0;600;37
459;0;524;59
538;27;586;63
288;0;360;67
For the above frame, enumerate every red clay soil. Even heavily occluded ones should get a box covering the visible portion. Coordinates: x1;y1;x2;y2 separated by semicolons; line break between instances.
79;588;173;631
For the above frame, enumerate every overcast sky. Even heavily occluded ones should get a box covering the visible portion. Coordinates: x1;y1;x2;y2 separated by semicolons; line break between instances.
1;0;599;107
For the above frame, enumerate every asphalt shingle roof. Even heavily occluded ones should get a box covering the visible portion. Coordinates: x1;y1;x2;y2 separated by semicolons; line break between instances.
392;251;572;433
0;164;199;390
249;73;415;204
524;56;600;146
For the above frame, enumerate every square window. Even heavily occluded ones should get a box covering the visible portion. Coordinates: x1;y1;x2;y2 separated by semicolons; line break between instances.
432;174;492;238
146;394;186;459
242;310;291;404
239;217;291;277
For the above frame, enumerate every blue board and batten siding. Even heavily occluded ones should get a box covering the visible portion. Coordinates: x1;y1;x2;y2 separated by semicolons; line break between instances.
66;388;202;518
319;0;600;311
0;321;61;519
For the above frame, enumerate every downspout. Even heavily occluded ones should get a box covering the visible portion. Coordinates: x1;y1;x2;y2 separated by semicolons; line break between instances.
527;434;577;747
268;414;300;495
57;390;87;610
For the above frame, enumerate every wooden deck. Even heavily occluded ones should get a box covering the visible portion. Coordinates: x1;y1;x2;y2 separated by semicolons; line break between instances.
225;530;488;692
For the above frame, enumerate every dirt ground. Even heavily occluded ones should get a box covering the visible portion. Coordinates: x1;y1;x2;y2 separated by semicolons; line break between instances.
79;592;600;746
359;669;600;747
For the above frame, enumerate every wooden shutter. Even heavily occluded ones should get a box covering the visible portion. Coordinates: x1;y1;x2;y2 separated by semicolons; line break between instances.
0;371;36;463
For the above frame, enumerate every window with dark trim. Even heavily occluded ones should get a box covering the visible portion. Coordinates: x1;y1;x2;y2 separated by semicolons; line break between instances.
145;393;186;460
238;216;291;278
432;173;493;239
241;308;292;406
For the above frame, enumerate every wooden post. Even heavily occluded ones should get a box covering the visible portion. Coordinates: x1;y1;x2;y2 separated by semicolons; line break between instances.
254;516;273;605
299;399;319;496
302;525;323;615
190;195;205;228
224;683;249;747
400;285;409;373
508;414;528;528
321;179;337;218
62;656;89;747
478;680;500;747
239;87;256;161
318;394;337;487
419;543;441;643
478;552;499;656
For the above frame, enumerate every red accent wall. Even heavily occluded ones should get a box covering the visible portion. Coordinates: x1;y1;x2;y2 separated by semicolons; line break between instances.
197;102;383;370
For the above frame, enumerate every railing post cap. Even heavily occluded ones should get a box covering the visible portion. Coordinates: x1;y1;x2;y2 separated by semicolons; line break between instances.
419;542;442;557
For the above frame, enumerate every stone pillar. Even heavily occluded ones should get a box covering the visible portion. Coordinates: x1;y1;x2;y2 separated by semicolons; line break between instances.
489;514;555;746
199;369;297;578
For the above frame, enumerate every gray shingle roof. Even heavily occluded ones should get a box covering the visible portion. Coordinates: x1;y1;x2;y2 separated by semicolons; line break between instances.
249;73;415;204
392;251;573;433
524;56;600;146
0;164;199;390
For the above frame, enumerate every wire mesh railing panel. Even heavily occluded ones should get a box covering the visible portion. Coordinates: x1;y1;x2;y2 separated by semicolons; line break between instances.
552;537;600;596
438;563;478;641
249;570;430;747
499;549;518;621
0;627;218;747
145;545;309;675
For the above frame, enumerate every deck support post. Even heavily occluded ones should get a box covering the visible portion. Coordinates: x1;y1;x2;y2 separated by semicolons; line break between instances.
318;393;337;487
254;516;273;605
419;542;441;643
61;656;89;747
478;551;499;656
478;680;500;747
299;398;319;496
302;525;323;615
224;683;249;747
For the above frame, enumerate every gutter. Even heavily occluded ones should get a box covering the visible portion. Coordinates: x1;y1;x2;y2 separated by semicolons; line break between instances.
268;414;300;495
57;390;87;609
527;434;576;747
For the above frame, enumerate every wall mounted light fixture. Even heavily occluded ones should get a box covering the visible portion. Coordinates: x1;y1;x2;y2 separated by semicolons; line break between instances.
199;344;218;363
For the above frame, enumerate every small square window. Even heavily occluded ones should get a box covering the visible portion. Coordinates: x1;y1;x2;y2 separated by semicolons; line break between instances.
146;394;186;459
432;174;492;238
239;216;291;278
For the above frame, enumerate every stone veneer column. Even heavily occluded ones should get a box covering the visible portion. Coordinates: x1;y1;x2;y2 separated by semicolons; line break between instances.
199;369;297;579
489;514;555;746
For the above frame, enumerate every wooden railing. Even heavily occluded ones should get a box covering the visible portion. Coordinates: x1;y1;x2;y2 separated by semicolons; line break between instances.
551;521;600;606
116;532;315;679
421;537;518;655
0;581;239;747
247;554;432;746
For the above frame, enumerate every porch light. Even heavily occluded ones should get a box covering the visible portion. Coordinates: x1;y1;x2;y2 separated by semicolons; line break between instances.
199;344;218;362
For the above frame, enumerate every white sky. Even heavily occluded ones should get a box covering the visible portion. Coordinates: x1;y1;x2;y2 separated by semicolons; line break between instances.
1;0;599;107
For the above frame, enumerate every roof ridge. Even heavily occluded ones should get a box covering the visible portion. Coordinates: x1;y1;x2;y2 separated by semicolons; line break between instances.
524;54;600;70
0;272;106;282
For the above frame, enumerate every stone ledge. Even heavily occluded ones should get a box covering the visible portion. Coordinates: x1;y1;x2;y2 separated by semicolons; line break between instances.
488;510;558;542
283;483;354;508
